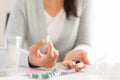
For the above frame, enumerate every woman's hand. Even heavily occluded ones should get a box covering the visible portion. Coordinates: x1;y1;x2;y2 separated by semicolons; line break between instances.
28;38;59;68
62;49;90;71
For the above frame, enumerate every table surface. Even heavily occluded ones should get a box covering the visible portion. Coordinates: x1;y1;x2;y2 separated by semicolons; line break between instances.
0;63;118;80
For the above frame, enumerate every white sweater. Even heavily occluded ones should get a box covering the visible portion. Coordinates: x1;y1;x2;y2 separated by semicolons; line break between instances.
5;0;92;67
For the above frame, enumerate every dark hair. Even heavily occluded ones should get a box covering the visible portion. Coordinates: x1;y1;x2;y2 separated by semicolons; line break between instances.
64;0;77;19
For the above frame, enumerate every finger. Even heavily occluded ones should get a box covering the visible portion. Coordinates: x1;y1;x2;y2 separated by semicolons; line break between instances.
36;50;43;58
75;62;85;72
68;61;76;69
82;53;90;65
43;47;48;54
30;39;47;53
62;61;69;67
29;48;43;58
62;61;71;68
48;49;58;67
53;49;59;58
29;39;48;58
62;61;76;69
53;49;59;62
47;40;54;56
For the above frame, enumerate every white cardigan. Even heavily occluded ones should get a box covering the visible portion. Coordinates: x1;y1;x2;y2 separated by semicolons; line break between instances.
5;0;91;67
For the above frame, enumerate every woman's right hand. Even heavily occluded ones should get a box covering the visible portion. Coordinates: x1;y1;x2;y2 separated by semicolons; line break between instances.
28;38;59;68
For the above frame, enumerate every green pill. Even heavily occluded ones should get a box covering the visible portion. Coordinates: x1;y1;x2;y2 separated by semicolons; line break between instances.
32;74;39;79
42;73;50;79
42;72;55;79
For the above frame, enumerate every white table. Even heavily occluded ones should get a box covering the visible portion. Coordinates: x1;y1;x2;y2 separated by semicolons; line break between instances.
0;63;118;80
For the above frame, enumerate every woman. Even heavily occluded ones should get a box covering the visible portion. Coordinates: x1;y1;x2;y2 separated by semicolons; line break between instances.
6;0;91;71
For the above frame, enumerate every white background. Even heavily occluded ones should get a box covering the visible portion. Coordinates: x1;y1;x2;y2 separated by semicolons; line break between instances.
89;0;120;58
0;0;120;58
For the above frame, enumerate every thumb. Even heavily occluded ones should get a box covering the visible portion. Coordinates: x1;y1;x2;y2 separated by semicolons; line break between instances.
30;39;47;54
82;53;90;65
36;50;44;58
29;39;47;58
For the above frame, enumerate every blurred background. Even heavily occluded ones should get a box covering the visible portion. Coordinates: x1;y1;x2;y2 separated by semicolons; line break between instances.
0;0;120;60
89;0;120;59
0;0;15;46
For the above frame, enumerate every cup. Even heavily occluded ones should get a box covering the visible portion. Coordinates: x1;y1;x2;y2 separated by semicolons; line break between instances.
0;48;8;76
0;48;8;68
5;36;22;76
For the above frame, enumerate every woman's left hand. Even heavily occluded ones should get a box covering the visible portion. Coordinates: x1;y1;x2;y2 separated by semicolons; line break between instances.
62;49;90;71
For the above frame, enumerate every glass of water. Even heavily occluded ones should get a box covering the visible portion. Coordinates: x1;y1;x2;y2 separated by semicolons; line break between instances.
5;36;22;76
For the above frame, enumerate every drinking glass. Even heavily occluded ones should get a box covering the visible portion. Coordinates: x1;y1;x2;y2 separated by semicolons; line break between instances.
4;36;22;76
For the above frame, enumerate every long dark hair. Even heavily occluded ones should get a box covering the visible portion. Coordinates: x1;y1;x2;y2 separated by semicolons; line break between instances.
64;0;77;19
